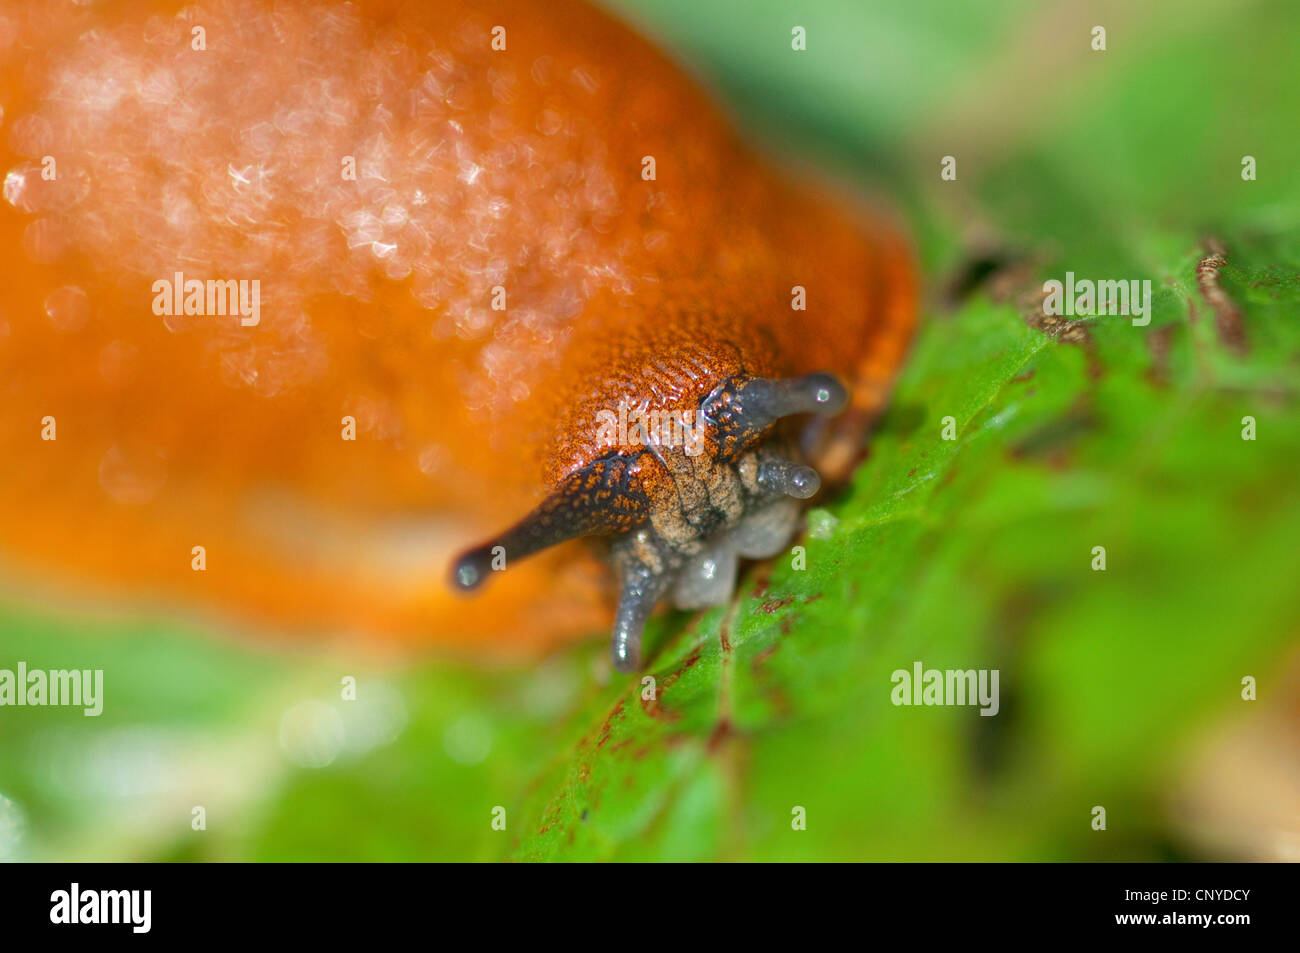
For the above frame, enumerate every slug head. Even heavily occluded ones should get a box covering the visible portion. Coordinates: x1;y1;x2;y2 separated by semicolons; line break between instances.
450;371;848;672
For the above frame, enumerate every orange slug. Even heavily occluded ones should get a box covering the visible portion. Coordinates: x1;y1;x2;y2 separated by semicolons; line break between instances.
0;0;916;668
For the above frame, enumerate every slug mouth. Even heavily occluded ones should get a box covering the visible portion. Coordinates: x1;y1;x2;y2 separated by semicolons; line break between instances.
450;371;848;672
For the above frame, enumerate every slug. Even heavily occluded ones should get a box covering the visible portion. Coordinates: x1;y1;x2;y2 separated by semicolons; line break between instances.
0;0;916;670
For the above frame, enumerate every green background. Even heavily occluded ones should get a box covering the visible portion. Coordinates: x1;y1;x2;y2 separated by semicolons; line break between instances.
1;0;1298;861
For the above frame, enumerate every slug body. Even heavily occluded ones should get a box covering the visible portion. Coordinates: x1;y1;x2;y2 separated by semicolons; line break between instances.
0;0;916;665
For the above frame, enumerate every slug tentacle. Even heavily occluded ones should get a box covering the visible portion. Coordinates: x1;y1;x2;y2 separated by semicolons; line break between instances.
703;372;849;461
610;530;679;672
451;453;649;592
757;460;823;500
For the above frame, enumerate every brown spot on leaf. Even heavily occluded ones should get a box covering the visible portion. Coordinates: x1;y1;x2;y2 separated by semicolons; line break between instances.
1029;316;1102;372
639;657;689;723
595;699;625;749
1196;241;1247;353
759;595;794;614
1022;287;1105;380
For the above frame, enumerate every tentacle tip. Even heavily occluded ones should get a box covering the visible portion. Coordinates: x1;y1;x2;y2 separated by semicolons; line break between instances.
759;459;823;500
806;373;848;414
611;643;640;673
788;464;821;499
449;548;491;592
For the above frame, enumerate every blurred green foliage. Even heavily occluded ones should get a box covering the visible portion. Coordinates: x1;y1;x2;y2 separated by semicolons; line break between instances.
1;0;1297;861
